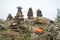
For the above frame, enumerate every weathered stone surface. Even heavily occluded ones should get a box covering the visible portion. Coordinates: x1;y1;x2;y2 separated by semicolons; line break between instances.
35;17;51;24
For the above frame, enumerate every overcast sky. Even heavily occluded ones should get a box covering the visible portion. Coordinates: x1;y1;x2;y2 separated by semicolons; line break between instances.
0;0;60;20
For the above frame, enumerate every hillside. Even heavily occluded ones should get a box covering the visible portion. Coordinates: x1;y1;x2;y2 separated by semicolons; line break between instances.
0;6;60;40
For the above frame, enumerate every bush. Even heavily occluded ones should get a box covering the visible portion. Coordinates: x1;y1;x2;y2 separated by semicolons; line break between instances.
0;19;5;24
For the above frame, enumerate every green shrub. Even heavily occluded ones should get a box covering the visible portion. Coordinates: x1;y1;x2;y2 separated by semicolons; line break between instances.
0;19;5;24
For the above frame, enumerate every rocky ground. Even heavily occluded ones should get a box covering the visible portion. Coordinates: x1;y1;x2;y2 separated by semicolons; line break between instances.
0;17;60;40
0;6;60;40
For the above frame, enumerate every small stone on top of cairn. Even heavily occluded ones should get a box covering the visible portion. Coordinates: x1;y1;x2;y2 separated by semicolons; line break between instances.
17;6;22;14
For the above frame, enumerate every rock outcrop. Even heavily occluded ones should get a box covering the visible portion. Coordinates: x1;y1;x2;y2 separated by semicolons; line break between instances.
1;6;60;40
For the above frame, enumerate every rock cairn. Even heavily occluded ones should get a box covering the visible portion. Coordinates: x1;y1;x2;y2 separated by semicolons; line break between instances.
8;6;25;33
6;14;13;21
37;9;43;17
27;7;34;19
6;14;13;26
